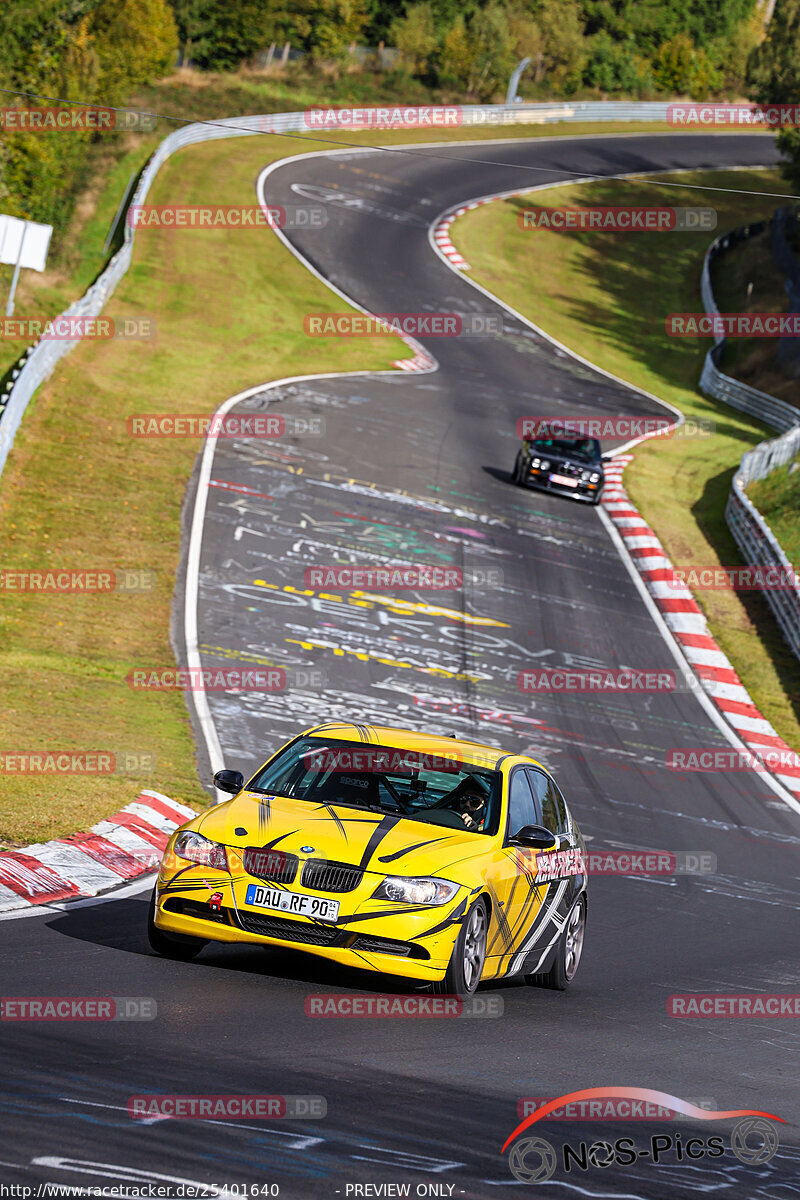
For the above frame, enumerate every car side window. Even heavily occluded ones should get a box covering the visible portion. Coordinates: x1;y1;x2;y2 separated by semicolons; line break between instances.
552;780;569;833
506;769;538;839
528;769;569;835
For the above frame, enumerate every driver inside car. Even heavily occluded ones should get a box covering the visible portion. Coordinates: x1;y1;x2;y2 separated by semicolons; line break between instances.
448;779;488;831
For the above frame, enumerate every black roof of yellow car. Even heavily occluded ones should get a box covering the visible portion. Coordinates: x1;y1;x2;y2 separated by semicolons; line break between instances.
303;722;547;772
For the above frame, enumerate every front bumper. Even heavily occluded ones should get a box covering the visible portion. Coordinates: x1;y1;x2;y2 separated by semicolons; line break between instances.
154;871;465;981
523;472;602;503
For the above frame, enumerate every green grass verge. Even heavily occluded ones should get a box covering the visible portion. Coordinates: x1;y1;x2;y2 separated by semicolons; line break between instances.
747;454;800;570
451;169;800;754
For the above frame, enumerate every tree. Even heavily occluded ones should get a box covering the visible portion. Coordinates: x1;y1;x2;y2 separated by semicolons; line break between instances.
710;11;762;96
60;16;101;101
748;0;800;102
580;0;758;58
439;14;474;89
170;0;208;65
536;0;587;92
747;0;800;192
168;0;277;71
776;128;800;193
391;2;438;76
90;0;177;98
585;30;641;92
507;6;546;86
291;0;370;62
651;31;720;96
466;2;516;98
0;0;177;233
652;31;695;92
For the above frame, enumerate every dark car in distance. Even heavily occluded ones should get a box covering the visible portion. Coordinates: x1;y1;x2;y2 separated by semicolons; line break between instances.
512;433;605;505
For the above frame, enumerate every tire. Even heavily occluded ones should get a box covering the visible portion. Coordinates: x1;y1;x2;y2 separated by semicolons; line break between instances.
526;895;586;991
147;885;207;961
432;898;488;996
511;456;524;486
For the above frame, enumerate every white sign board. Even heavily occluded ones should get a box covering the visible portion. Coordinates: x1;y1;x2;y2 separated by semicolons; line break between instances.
0;215;53;272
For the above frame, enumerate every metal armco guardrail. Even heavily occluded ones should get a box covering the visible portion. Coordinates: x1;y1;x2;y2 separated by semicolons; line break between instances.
0;100;683;480
699;226;800;433
700;226;800;661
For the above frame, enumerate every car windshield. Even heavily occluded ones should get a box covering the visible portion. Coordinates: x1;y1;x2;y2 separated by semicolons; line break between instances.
527;436;600;462
247;736;501;835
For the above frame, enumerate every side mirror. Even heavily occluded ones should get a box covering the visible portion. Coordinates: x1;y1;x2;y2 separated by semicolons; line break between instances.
213;769;244;795
512;824;557;849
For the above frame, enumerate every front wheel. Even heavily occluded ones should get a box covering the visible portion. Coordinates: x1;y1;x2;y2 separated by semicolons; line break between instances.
147;885;207;961
432;899;488;996
526;895;586;991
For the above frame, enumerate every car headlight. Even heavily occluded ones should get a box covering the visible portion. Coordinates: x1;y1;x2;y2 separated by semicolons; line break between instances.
590;472;600;483
173;830;229;871
581;470;592;481
540;459;550;470
531;457;541;468
372;876;459;905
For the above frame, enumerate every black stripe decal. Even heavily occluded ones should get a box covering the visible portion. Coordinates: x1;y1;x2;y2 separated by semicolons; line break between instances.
335;904;432;926
378;836;449;863
310;802;349;841
261;830;297;850
257;795;272;832
409;894;469;940
358;814;400;869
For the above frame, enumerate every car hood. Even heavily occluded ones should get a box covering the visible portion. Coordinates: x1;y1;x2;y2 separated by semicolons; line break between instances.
546;453;601;473
194;791;488;878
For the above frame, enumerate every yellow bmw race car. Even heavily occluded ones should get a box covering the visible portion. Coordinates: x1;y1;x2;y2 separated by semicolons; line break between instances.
149;723;588;994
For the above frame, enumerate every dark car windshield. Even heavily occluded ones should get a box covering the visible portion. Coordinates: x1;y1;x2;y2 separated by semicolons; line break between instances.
247;736;501;835
527;436;601;463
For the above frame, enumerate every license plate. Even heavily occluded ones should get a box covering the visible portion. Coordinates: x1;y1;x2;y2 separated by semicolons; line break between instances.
245;882;339;921
550;472;576;488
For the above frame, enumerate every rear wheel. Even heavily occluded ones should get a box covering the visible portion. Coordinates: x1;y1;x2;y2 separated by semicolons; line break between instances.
432;899;488;996
526;895;586;991
147;885;207;961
